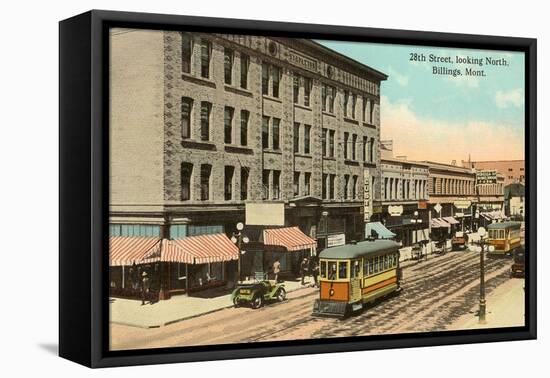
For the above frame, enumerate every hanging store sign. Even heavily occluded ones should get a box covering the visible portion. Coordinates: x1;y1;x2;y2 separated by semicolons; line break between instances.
363;169;372;221
327;233;346;248
434;203;443;214
476;170;497;185
454;200;472;209
418;201;428;210
388;205;404;217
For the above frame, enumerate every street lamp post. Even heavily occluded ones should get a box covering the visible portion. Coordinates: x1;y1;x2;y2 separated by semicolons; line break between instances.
472;226;494;324
322;211;329;249
231;222;249;283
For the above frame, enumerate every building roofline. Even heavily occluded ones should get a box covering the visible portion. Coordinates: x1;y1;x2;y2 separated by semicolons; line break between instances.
297;39;388;81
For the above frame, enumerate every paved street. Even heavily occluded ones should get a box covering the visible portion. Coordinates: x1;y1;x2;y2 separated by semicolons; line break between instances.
110;249;522;350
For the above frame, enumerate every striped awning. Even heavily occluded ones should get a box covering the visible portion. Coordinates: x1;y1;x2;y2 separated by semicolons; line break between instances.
443;216;460;225
147;233;239;264
263;226;317;252
431;218;450;228
109;236;161;266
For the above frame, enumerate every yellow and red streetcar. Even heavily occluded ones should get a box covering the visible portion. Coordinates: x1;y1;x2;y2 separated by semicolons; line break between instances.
487;221;522;256
312;239;401;318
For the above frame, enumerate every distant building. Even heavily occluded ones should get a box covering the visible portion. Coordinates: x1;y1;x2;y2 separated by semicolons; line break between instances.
462;159;525;186
504;183;525;218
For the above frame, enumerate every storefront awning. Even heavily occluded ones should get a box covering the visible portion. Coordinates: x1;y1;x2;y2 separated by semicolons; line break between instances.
442;216;459;225
263;226;317;252
109;236;161;266
431;218;450;228
365;222;396;239
156;233;239;264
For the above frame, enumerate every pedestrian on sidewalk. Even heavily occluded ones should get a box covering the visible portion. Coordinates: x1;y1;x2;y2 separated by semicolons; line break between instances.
310;257;319;288
140;271;150;305
300;257;309;285
272;259;281;283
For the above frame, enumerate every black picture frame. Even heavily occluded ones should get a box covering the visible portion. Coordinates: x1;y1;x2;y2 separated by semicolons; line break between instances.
59;9;537;368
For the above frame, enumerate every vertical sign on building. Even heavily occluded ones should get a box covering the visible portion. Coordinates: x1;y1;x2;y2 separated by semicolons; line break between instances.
363;169;372;221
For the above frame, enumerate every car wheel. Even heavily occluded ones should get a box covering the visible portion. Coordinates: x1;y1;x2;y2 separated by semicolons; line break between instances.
276;288;286;302
251;295;263;309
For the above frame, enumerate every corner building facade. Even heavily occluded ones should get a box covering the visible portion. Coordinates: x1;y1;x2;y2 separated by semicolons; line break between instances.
110;29;387;249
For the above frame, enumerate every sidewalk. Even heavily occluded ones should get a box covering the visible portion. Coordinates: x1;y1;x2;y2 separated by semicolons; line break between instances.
110;277;316;328
448;277;525;330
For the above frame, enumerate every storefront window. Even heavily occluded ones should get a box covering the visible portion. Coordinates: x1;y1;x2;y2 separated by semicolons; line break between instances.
338;261;348;279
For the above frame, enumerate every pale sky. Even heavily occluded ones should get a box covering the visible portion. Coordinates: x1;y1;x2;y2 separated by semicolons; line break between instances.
319;40;525;164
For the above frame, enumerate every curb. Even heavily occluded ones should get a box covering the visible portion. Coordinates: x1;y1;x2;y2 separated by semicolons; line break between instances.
111;283;316;329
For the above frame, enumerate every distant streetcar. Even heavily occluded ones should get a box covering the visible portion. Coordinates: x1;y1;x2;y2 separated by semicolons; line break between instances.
312;239;401;318
487;221;522;256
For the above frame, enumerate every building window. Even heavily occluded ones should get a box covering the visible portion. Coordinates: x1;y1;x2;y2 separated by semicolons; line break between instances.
304;172;311;196
262;170;270;200
370;102;375;124
262;63;269;95
294;172;300;196
352;175;358;199
241;167;249;200
224;166;234;200
181;33;193;73
322;84;335;113
329;174;336;199
181;163;193;201
322;128;328;157
200;164;211;200
272;118;280;150
262;116;269;149
294;123;300;153
329;130;335;157
224;48;233;85
224;106;234;144
304;124;311;154
293;75;300;103
352;134;357;160
344;132;349;159
322;173;328;199
200;102;211;141
272;170;281;199
351;94;357;119
369;137;375;162
344;174;350;200
363;136;368;161
384;177;389;200
200;39;211;78
343;91;349;117
321;85;327;112
240;53;249;89
181;97;193;139
328;86;335;113
304;77;311;106
271;66;281;98
240;110;249;146
363;98;369;123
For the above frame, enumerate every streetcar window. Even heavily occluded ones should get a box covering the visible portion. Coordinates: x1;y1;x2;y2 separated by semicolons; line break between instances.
320;261;327;278
369;258;374;275
363;258;369;276
351;260;360;278
499;230;505;239
338;261;348;279
328;262;337;280
384;255;389;270
373;257;379;273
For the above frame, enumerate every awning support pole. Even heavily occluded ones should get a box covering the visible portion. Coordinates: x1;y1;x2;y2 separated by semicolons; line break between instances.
121;265;125;289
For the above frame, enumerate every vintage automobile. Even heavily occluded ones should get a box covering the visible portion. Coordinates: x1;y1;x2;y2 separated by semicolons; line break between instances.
510;246;525;278
231;279;286;309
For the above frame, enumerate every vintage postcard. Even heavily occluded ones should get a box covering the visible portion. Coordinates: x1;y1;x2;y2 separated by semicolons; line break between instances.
108;28;526;351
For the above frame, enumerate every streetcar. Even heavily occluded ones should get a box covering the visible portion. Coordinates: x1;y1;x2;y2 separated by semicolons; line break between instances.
487;221;522;256
312;239;401;318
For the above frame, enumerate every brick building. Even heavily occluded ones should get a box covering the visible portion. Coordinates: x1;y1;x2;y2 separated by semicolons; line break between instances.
110;29;387;253
462;159;525;186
